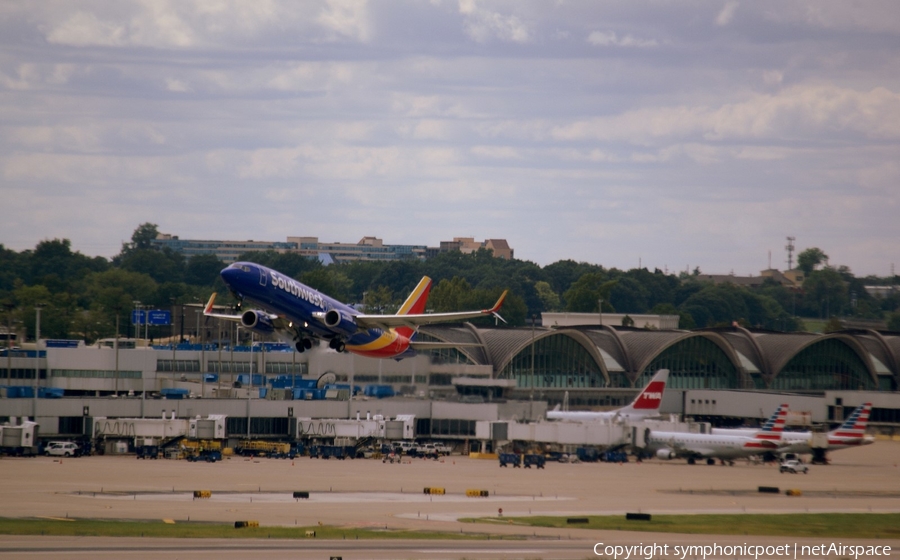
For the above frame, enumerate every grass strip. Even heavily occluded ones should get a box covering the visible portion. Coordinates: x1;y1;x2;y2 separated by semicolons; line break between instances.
0;517;506;540
462;513;900;539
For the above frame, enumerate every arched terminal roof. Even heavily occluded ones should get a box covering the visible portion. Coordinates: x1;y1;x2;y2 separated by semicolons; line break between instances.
421;324;900;392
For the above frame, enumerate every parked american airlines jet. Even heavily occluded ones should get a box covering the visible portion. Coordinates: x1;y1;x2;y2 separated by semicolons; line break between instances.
646;430;781;464
778;403;874;454
546;369;669;422
205;262;507;360
712;403;874;455
710;403;790;440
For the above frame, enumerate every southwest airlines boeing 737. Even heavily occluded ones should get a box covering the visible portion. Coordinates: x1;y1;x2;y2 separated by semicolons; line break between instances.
204;261;507;360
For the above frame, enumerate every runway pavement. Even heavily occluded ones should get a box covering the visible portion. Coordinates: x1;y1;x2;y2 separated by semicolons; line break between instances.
1;441;899;559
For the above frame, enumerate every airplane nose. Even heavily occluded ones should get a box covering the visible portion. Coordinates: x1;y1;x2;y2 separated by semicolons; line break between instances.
220;265;242;285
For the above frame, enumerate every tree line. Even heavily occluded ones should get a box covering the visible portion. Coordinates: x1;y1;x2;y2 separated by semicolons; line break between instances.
2;223;899;343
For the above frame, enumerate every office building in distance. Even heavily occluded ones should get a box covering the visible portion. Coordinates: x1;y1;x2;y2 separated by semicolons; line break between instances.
152;234;512;264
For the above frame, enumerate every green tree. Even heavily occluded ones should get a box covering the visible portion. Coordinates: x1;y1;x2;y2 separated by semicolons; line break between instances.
184;254;225;286
534;281;560;312
130;223;160;251
363;285;396;314
563;273;617;313
118;248;184;284
13;284;76;340
430;277;472;312
543;260;604;299
797;247;828;275
609;276;649;313
802;267;847;318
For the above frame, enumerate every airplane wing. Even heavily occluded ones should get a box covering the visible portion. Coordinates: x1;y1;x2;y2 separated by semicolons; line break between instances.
354;290;508;331
408;341;486;350
202;294;286;328
202;294;241;321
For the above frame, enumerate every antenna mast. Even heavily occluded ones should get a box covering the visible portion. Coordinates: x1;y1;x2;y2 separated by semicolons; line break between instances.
785;236;796;271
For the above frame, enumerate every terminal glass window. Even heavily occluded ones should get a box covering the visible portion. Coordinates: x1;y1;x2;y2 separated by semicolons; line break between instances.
3;368;47;379
156;360;200;372
265;362;307;375
772;340;875;391
430;418;476;437
637;336;739;389
52;369;141;379
209;361;252;374
499;334;605;388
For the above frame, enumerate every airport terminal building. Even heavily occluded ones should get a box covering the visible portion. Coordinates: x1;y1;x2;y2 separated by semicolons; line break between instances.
2;316;899;442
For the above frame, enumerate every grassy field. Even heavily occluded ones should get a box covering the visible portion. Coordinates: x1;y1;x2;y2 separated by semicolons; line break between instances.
463;513;900;539
0;517;508;540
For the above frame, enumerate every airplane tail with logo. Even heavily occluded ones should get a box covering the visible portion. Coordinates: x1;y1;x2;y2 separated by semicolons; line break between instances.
753;404;789;442
830;403;872;439
393;277;433;339
616;369;669;418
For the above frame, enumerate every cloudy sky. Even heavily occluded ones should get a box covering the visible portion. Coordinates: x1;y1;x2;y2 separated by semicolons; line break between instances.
2;1;899;277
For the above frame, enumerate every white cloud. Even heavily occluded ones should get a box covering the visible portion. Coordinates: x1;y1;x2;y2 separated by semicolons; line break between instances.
550;85;900;145
587;30;657;48
316;0;371;42
165;77;191;92
45;11;128;47
715;1;739;26
458;0;530;43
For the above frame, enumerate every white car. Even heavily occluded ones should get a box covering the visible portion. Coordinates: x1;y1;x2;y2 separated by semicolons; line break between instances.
45;441;79;457
779;460;809;474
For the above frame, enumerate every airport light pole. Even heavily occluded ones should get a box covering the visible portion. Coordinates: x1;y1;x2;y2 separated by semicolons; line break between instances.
33;304;44;419
530;314;536;399
114;306;120;397
4;301;13;383
196;309;204;398
598;298;603;329
132;301;141;341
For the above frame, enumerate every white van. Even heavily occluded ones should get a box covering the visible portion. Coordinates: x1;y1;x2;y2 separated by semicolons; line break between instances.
393;441;417;456
45;441;79;457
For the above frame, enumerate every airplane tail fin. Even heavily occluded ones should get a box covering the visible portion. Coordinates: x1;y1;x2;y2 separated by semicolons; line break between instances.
620;369;669;414
831;403;872;438
204;293;217;315
394;277;433;338
759;404;789;432
754;403;789;442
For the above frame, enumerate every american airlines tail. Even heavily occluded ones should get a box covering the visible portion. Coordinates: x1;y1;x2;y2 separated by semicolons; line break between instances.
830;403;872;439
752;403;789;442
546;369;669;422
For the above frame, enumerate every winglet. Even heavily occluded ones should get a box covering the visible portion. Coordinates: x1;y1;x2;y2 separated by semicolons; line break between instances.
204;293;217;315
488;290;509;323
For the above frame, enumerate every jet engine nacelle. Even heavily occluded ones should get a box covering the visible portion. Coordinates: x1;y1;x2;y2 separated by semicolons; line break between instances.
656;448;677;460
241;310;275;334
319;309;358;338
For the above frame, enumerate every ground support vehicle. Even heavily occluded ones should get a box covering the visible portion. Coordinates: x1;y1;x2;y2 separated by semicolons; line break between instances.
45;441;79;457
499;453;521;467
136;445;159;459
234;440;289;458
523;454;545;469
780;460;809;474
185;449;222;462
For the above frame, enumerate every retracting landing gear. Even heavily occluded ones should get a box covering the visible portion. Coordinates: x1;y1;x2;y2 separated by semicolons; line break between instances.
294;338;313;353
328;338;346;353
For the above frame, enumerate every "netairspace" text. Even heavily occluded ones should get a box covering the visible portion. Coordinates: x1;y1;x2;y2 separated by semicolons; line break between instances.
593;542;892;560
